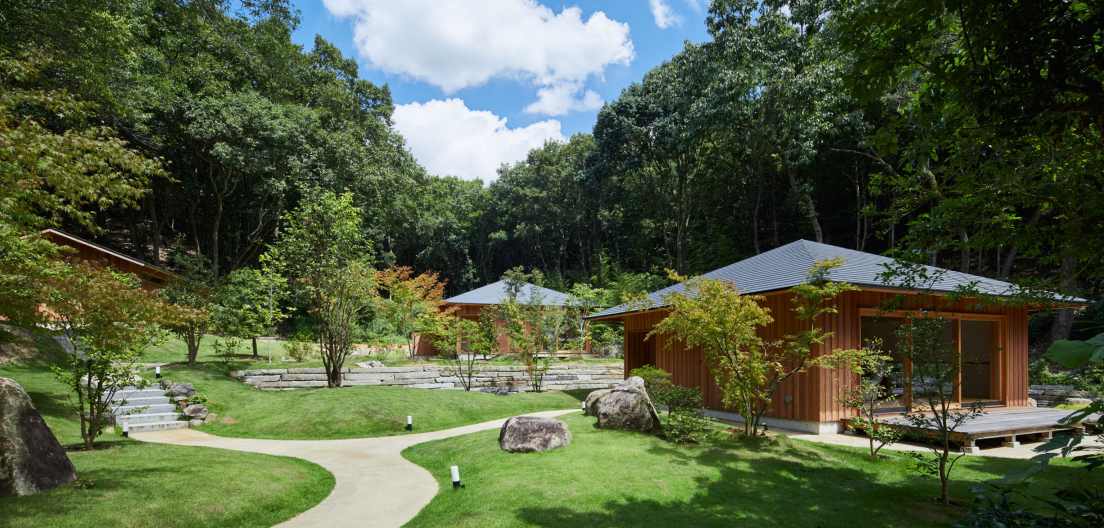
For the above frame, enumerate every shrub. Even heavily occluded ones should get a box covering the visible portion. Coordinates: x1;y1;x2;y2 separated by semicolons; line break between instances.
630;365;708;443
285;332;317;362
630;365;674;405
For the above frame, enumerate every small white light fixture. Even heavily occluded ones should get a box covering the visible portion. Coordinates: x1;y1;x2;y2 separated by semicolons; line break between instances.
450;465;464;489
581;401;586;412
406;416;413;431
121;422;129;438
155;366;162;379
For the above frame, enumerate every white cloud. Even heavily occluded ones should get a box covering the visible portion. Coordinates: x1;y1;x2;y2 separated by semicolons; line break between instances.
323;0;633;114
650;0;683;29
392;99;565;182
684;0;704;11
524;82;604;116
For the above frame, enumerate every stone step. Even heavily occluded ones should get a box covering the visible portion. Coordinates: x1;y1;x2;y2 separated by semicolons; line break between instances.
111;403;176;415
128;420;188;433
109;389;164;401
108;396;171;407
117;412;182;425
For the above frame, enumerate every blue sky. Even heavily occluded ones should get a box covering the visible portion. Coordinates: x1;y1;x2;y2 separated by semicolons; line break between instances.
290;0;710;181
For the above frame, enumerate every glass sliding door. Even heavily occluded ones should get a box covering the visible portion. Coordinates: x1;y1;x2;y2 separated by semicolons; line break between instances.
958;319;1000;403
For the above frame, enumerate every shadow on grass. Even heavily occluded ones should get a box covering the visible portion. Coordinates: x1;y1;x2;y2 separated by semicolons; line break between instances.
561;388;596;403
516;432;955;528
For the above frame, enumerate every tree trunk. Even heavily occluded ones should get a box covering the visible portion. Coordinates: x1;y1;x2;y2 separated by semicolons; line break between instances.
787;168;823;242
252;336;258;358
959;229;970;273
1048;256;1079;344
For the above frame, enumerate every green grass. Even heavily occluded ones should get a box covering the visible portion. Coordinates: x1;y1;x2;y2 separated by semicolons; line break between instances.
401;413;1103;528
0;342;334;528
148;362;591;440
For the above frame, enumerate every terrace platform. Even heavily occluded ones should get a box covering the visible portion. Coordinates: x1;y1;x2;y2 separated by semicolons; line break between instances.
857;407;1101;454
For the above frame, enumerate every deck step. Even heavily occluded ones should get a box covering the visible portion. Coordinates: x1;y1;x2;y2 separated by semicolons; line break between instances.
112;403;176;415
117;412;182;425
128;420;188;433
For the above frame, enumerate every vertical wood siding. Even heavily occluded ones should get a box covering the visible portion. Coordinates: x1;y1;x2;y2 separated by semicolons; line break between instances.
621;289;1032;423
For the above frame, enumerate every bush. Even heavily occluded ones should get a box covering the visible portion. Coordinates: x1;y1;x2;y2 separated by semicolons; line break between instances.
284;331;317;362
1030;359;1104;392
629;365;708;444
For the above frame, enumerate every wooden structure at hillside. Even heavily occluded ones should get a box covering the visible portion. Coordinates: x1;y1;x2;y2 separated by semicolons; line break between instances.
413;280;580;356
40;228;173;291
589;240;1083;434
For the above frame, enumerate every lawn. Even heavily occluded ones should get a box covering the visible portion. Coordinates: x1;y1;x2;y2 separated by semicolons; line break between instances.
401;413;1103;528
0;344;333;528
148;362;592;440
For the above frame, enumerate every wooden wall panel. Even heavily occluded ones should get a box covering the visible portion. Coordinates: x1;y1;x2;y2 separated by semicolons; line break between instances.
620;288;1032;424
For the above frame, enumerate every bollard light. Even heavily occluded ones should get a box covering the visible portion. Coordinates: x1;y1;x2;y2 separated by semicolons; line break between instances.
582;401;586;412
121;422;129;438
450;466;464;489
155;366;162;379
406;415;412;431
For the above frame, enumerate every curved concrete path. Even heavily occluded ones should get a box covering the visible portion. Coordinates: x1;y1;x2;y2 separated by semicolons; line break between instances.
134;409;578;528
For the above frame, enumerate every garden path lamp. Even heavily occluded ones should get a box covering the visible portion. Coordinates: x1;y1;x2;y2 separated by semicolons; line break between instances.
451;466;464;489
155;366;161;379
406;416;413;431
121;423;129;438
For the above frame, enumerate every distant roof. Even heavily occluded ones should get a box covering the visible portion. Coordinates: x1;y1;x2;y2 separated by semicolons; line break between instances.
446;280;572;306
588;239;1086;320
40;228;171;275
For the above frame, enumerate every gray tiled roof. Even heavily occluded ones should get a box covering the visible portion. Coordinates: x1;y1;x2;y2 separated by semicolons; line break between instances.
445;280;572;306
587;239;1084;320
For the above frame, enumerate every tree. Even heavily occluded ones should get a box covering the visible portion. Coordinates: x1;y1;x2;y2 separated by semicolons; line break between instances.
499;267;555;392
432;317;482;391
897;313;985;507
263;188;376;388
46;263;185;449
565;283;604;356
214;267;287;358
157;253;214;364
648;257;859;435
836;340;905;456
377;265;449;358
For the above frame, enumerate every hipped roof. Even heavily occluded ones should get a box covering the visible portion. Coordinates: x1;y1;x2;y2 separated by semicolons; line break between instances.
445;280;571;306
588;239;1086;320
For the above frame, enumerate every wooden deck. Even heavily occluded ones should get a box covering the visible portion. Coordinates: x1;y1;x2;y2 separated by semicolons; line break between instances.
857;407;1101;453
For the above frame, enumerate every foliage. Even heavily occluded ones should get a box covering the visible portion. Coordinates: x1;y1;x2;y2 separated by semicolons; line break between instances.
377;265;450;358
628;366;708;444
157;252;214;364
629;365;675;404
212;267;288;357
45;262;185;449
958;480;1104;528
897;313;986;506
564;283;604;355
284;331;317;363
432;318;482;391
263;188;376;388
649;257;858;435
498;267;559;392
837;339;905;456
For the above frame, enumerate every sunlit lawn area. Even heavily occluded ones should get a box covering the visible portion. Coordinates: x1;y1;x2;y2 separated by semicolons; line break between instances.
0;344;333;528
146;361;592;440
402;412;1103;528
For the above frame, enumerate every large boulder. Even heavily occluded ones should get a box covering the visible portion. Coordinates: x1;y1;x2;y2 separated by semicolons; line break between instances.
499;416;572;453
0;378;78;497
182;404;209;421
166;382;195;397
596;376;661;433
584;389;612;416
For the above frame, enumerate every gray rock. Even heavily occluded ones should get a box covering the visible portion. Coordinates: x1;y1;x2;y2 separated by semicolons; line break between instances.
584;389;613;416
167;382;195;397
0;378;78;497
1028;398;1038;408
494;387;511;396
182;404;209;420
188;419;204;427
499;416;572;453
596;376;660;433
203;413;218;424
172;396;188;403
1065;397;1093;406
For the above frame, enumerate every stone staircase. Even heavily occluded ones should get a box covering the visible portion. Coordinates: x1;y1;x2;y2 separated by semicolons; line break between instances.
108;386;187;433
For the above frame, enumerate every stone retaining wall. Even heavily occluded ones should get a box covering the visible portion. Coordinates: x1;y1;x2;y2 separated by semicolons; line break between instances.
232;365;625;392
1029;385;1102;407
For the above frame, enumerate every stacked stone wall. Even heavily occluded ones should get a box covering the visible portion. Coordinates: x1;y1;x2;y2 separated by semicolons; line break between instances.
1028;385;1102;407
233;365;625;392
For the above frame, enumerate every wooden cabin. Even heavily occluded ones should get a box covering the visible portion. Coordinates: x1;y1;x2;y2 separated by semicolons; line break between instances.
413;280;574;356
587;240;1080;434
40;228;173;291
